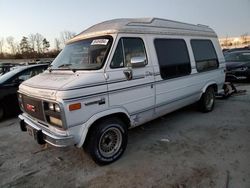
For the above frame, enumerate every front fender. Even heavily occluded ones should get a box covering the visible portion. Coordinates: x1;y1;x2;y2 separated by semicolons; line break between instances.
76;107;130;148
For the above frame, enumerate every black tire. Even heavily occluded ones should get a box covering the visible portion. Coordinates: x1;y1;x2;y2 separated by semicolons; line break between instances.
247;76;250;83
85;118;128;165
0;104;4;121
199;87;215;112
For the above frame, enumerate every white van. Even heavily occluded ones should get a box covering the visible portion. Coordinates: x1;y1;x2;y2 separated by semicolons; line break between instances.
18;18;225;165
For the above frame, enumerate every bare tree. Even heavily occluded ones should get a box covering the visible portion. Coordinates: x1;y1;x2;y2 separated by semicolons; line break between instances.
29;34;37;52
60;31;76;45
20;36;31;54
240;33;248;45
35;33;44;53
6;36;16;54
42;38;50;53
15;42;21;54
223;35;229;48
0;38;4;54
54;38;61;51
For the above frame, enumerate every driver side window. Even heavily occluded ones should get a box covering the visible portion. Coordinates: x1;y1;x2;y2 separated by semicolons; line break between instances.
110;37;147;68
11;67;45;83
9;69;33;84
18;69;33;81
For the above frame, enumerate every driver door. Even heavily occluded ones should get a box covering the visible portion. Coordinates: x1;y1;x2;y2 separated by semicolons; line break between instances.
106;36;155;126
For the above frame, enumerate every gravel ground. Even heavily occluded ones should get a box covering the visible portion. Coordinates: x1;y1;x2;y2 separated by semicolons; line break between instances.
0;83;249;188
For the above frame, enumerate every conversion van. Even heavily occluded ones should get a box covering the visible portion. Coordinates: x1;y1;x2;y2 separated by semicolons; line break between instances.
18;18;225;165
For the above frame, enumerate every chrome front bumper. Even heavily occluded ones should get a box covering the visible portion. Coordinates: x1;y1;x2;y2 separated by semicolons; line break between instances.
19;114;75;147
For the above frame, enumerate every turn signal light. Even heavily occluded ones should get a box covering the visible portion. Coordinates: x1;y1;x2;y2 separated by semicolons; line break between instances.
69;103;81;111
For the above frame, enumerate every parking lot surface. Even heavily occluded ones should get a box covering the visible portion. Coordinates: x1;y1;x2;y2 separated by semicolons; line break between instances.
0;84;250;188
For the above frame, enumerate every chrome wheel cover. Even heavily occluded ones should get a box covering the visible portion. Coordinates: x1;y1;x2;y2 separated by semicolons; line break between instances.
98;127;122;158
205;90;214;109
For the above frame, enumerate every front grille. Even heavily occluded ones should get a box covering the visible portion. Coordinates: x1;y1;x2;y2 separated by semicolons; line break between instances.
22;95;45;122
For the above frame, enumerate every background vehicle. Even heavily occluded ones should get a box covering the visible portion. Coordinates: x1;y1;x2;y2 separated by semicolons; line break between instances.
225;50;250;81
0;64;49;120
0;63;15;76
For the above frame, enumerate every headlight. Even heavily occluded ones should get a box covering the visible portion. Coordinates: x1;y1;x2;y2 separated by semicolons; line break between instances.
54;104;60;112
235;67;247;71
44;102;63;127
18;93;23;109
18;93;22;99
49;103;61;112
48;103;54;111
48;103;60;112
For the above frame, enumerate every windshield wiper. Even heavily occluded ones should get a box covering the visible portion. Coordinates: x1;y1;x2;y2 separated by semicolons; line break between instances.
49;63;76;73
58;63;72;68
57;63;77;73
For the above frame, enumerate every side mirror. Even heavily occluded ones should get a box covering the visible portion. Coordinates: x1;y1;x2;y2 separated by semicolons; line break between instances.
130;56;146;68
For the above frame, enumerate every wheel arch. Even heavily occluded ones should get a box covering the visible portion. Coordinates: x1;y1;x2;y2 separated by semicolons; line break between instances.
201;82;218;95
77;108;131;148
199;82;217;112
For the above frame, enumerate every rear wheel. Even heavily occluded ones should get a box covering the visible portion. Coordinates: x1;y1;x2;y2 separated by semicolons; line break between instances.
199;87;215;112
85;118;128;165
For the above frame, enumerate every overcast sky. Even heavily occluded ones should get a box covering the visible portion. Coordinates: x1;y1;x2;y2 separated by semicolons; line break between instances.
0;0;249;47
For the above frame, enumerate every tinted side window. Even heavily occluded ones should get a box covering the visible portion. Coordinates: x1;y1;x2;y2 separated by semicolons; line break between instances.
191;40;219;72
110;38;147;68
18;69;33;81
18;66;46;81
154;39;191;79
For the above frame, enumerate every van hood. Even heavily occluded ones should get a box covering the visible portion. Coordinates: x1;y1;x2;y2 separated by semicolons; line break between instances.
19;71;106;100
21;71;80;90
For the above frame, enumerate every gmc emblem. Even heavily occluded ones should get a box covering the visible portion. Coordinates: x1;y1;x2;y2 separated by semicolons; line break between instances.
26;104;36;112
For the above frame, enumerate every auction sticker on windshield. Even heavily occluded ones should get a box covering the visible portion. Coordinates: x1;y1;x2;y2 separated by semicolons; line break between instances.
91;39;109;45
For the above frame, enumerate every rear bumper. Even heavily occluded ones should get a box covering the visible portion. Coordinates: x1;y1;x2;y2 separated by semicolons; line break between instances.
19;114;75;147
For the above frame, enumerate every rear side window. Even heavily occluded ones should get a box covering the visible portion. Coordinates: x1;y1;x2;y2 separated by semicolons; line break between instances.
110;38;147;68
154;39;191;79
191;40;219;72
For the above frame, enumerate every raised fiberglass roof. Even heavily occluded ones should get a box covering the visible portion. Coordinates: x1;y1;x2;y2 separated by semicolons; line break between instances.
68;18;217;43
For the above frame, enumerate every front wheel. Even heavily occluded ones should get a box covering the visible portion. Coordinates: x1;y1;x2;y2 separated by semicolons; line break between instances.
0;104;4;121
85;118;128;165
199;87;215;112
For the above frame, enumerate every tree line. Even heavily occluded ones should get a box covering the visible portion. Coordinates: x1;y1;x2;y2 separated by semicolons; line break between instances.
220;33;250;49
0;31;76;59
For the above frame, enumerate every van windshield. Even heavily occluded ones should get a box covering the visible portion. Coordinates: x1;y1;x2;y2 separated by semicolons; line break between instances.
51;36;113;70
